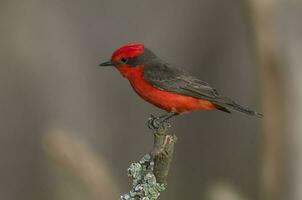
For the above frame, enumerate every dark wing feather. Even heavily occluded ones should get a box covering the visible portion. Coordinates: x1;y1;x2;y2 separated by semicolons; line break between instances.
143;60;227;102
143;60;263;117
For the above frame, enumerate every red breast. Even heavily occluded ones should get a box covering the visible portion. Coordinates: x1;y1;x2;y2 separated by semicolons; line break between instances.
125;66;215;113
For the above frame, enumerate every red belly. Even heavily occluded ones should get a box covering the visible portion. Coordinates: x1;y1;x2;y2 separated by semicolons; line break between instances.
129;71;216;113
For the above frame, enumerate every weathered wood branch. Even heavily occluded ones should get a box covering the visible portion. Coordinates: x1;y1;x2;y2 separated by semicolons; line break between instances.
151;127;177;185
120;126;177;200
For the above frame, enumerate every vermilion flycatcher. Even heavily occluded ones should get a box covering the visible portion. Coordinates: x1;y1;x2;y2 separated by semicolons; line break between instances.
99;43;263;129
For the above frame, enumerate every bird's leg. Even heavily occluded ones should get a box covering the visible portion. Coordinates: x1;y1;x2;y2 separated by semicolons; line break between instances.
148;112;178;130
148;113;170;130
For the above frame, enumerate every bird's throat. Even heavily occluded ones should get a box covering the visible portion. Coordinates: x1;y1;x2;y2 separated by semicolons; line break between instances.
117;65;144;79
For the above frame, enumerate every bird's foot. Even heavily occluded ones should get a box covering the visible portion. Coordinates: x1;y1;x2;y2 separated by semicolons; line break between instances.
147;115;171;131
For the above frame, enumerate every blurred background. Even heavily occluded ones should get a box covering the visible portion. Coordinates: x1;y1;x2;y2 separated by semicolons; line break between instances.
0;0;300;199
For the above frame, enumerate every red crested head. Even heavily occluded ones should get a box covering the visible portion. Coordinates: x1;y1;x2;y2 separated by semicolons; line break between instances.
111;43;145;62
99;43;157;78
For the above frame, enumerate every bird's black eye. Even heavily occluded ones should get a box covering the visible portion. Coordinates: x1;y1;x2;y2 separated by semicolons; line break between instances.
120;57;128;63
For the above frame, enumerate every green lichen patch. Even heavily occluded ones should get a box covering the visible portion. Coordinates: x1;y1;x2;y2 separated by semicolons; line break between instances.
120;154;165;200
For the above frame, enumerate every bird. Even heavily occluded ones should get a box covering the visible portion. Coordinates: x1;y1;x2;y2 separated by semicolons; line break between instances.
99;43;263;129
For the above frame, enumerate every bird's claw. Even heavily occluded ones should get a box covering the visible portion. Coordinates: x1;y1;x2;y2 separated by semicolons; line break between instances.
147;115;160;130
147;115;171;130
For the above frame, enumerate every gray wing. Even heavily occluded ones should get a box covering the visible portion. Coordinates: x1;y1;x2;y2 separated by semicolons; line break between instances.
143;61;263;117
143;61;227;102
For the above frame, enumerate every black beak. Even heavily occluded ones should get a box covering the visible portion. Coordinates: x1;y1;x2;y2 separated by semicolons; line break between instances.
99;61;115;67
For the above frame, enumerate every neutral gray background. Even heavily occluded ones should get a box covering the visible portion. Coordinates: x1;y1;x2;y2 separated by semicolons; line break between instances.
0;0;266;199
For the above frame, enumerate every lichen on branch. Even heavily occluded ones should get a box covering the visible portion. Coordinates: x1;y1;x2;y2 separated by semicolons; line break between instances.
120;126;177;200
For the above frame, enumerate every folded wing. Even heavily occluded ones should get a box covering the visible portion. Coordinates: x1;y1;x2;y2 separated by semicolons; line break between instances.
143;61;263;117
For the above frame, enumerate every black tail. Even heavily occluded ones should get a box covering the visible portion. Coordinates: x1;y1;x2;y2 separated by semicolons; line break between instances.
215;100;263;118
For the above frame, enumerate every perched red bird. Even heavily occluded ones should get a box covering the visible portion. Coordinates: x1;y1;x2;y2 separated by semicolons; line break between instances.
99;43;263;129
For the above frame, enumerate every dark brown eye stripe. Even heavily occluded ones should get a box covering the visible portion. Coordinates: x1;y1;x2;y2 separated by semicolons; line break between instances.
124;48;157;67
